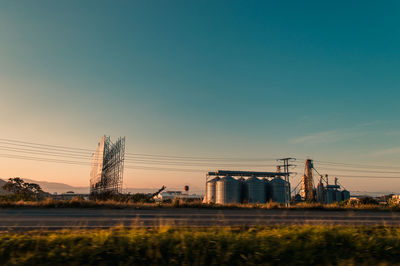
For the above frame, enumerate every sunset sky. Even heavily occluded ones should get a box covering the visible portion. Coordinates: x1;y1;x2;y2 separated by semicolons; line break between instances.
1;1;400;194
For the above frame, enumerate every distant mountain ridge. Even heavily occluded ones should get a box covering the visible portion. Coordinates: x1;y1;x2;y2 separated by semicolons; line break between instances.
0;178;88;194
22;179;89;194
0;179;7;195
0;178;394;197
0;178;203;195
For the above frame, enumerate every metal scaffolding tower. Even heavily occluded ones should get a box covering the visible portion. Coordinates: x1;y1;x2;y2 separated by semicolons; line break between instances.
90;136;125;197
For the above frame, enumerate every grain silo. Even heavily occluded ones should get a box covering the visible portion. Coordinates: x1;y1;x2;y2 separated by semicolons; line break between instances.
334;190;342;202
263;178;271;202
326;189;334;204
216;176;241;204
270;177;289;204
245;176;266;203
316;182;325;203
342;190;350;201
205;176;220;203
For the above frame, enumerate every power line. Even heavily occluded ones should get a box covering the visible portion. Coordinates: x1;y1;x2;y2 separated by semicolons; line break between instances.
125;166;205;173
4;152;400;180
315;160;400;170
332;175;400;179
4;137;400;169
0;153;208;172
0;154;90;166
0;138;93;152
4;142;400;173
4;141;399;170
3;137;400;169
0;146;280;168
4;137;400;178
0;146;92;159
125;153;278;162
0;153;263;172
298;157;400;171
0;139;279;162
316;168;400;175
124;159;277;167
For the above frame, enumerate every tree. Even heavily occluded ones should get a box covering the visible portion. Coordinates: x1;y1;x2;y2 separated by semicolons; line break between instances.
2;177;46;201
358;196;379;205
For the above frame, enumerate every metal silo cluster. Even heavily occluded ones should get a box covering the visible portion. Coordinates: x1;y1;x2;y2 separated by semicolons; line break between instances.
298;159;351;203
315;176;351;204
205;170;290;205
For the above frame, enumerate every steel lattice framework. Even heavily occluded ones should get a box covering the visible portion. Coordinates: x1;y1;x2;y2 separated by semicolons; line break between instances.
90;136;125;196
300;159;314;201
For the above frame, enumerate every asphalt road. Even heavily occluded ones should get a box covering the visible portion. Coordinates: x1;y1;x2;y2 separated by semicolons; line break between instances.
1;208;400;230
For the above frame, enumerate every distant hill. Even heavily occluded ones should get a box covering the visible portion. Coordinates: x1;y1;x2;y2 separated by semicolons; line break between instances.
0;178;204;195
2;179;165;194
0;178;88;194
0;179;7;195
21;179;89;194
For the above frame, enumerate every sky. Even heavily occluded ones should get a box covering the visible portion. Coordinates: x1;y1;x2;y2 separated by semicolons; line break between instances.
1;1;400;194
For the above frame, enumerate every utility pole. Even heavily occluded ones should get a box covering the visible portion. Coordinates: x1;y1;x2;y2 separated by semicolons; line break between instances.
277;158;296;205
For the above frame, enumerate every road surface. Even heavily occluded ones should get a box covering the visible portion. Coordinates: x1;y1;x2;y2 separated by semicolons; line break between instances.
0;208;400;230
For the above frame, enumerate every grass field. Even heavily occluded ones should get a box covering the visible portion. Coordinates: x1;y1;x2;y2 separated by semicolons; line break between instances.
1;226;400;265
0;198;398;213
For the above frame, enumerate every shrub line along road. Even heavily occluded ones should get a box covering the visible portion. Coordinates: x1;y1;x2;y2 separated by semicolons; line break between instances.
1;208;400;230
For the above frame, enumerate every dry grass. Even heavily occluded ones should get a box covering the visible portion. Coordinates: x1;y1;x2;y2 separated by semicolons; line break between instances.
0;198;398;211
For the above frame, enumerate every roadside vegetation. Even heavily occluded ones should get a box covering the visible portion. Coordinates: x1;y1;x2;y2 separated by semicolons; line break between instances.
1;177;399;210
1;197;400;211
0;178;46;201
1;226;400;265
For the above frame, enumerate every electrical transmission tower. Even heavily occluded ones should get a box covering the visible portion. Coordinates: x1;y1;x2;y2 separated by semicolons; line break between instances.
277;158;296;204
300;159;314;201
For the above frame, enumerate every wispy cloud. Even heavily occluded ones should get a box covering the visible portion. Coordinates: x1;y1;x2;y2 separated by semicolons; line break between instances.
384;131;400;136
289;120;386;145
369;147;400;157
289;130;362;144
355;121;379;128
290;131;337;144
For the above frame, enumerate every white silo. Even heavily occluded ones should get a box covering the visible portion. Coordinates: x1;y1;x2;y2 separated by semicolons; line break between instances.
205;176;220;203
270;177;289;204
245;176;266;203
216;176;241;204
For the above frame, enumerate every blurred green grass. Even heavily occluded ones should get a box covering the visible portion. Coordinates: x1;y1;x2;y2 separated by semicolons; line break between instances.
1;226;400;265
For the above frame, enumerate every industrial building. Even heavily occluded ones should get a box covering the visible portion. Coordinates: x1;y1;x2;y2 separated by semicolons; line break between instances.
154;191;202;202
315;176;350;204
205;159;350;205
300;159;350;204
205;170;291;205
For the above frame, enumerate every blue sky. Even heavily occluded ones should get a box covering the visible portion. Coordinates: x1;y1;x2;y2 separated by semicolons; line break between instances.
1;1;400;193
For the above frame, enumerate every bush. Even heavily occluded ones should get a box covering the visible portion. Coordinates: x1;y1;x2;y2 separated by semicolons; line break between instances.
172;197;181;207
358;196;379;205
